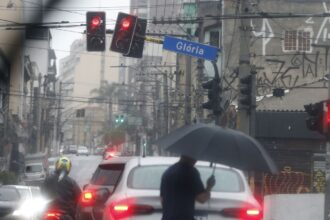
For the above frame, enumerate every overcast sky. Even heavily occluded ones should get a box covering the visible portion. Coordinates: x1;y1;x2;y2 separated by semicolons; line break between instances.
42;0;130;66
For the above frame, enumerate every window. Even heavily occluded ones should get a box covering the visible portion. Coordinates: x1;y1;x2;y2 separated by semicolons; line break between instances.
91;164;124;186
0;187;20;201
284;31;297;51
128;165;167;189
284;30;311;52
210;31;220;48
127;165;243;192
298;30;311;51
17;188;30;200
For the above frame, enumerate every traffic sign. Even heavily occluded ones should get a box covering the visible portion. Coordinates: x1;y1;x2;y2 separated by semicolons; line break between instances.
163;36;219;61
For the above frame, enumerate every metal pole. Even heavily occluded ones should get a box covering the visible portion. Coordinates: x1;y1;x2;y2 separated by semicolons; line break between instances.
185;56;192;125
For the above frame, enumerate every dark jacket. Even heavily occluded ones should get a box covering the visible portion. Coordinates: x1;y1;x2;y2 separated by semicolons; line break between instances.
41;173;81;218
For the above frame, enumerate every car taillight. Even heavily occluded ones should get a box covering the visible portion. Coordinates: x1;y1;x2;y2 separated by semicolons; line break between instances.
109;199;154;219
221;207;262;220
80;190;95;206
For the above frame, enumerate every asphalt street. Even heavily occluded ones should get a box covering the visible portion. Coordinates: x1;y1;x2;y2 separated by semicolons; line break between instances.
66;154;102;188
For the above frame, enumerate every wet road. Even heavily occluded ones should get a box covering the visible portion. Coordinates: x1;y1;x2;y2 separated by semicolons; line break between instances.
66;154;102;188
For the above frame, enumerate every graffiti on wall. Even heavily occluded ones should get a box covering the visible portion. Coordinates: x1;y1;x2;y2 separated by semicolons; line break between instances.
255;50;325;95
248;2;330;96
315;2;330;44
263;166;310;195
251;18;274;56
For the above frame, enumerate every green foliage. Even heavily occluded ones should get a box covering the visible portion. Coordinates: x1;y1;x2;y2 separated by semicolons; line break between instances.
103;126;126;146
0;171;18;185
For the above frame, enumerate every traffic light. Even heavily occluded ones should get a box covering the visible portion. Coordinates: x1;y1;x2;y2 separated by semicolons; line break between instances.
115;115;120;124
115;115;125;124
304;101;324;133
119;115;125;123
86;11;106;51
238;74;252;109
124;18;147;58
110;12;138;55
202;78;222;115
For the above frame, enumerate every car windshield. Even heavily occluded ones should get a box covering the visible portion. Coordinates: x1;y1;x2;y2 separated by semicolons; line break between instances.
48;158;57;166
128;165;243;192
31;188;41;198
17;188;30;200
0;188;20;201
26;164;43;173
90;164;125;186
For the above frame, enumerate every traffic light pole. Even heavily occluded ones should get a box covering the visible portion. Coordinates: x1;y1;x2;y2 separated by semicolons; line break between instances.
324;73;330;220
212;61;221;126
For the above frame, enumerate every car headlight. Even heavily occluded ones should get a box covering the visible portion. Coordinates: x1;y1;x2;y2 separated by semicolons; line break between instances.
13;198;48;217
13;209;32;217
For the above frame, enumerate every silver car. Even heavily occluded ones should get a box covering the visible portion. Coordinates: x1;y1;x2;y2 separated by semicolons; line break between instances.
77;146;90;156
77;157;262;220
23;162;47;186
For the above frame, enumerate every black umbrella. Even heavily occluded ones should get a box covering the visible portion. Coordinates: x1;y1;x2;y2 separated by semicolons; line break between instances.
155;123;278;174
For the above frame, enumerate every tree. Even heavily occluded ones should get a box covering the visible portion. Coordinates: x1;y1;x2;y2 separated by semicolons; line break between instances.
103;126;125;146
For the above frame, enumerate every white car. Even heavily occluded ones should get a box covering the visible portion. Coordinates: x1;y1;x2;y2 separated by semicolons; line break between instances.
0;185;46;220
77;157;262;220
77;146;90;156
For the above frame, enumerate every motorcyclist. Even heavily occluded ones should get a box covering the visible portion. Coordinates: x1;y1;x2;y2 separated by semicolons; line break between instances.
41;156;81;220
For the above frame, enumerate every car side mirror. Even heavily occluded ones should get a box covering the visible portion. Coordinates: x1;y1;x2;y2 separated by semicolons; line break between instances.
95;188;110;204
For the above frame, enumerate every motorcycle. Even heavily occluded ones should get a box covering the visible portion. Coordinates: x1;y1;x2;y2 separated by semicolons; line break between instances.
43;209;73;220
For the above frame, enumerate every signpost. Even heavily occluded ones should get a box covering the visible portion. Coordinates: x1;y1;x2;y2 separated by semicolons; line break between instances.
163;36;219;61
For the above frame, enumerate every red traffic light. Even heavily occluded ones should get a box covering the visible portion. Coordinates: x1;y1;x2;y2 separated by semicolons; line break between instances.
121;18;131;29
91;16;101;29
327;102;330;123
110;12;138;55
86;11;106;51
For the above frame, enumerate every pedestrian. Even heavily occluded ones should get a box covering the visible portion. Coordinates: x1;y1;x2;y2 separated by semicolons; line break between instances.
160;155;216;220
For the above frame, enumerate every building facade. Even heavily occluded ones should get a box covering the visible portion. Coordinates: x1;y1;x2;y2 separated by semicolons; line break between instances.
59;37;121;147
221;0;330;197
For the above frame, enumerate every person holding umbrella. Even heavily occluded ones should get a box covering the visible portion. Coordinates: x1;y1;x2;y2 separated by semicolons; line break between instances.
160;155;216;220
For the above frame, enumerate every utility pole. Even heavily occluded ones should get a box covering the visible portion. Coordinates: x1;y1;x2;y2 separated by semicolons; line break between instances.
56;82;62;154
196;0;205;121
185;56;192;125
36;73;42;152
163;70;169;135
237;0;259;204
237;0;254;136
